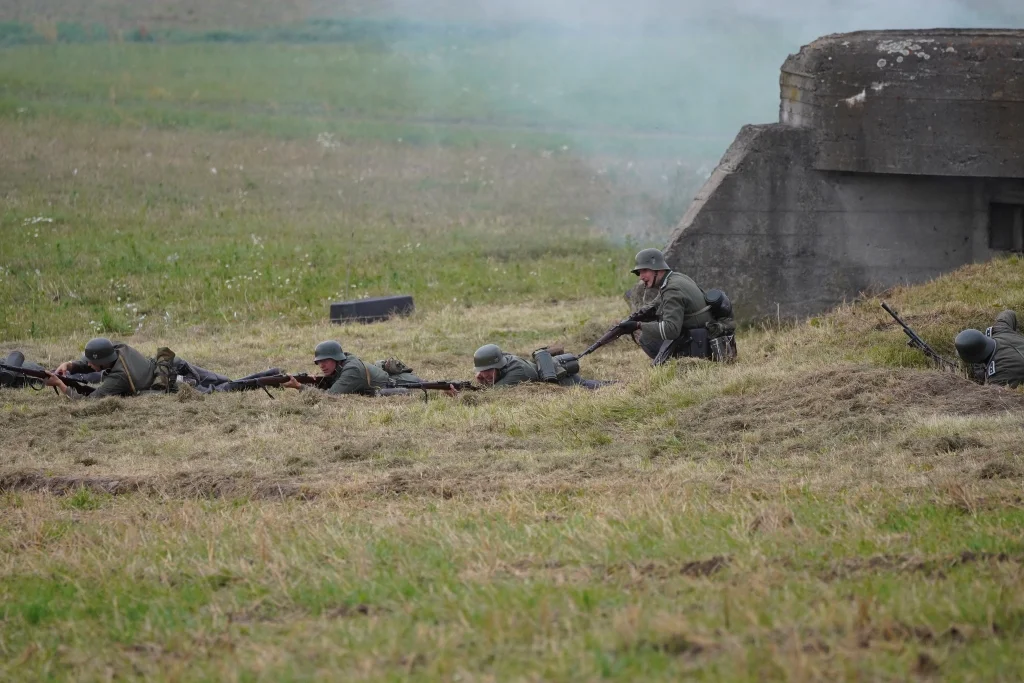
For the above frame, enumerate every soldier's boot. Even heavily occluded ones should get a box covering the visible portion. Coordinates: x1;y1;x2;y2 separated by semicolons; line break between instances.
562;375;615;391
0;351;26;388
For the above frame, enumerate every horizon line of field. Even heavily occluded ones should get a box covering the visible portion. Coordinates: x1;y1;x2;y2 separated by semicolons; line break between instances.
1;99;736;161
0;16;780;48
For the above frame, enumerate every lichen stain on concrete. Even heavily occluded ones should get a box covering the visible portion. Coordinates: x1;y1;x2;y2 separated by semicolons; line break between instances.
877;38;936;54
877;58;887;68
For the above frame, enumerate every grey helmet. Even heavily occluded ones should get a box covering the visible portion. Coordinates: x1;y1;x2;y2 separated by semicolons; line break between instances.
955;329;996;364
473;344;508;372
631;248;671;274
82;337;118;366
313;340;345;363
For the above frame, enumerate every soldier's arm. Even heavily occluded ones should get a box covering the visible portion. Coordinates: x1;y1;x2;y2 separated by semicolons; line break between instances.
82;374;131;399
493;360;536;387
325;363;369;395
56;360;91;376
992;310;1019;336
640;286;686;341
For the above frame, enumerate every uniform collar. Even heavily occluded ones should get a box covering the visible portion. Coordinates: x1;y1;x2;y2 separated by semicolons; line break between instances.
659;270;674;291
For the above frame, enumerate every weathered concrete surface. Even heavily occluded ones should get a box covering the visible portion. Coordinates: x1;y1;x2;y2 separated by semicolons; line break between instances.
665;29;1024;319
782;29;1024;177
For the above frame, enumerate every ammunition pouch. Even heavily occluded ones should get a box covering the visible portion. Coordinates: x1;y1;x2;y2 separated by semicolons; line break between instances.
652;328;714;366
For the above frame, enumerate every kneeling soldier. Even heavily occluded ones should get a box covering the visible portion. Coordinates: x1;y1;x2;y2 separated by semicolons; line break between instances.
471;343;611;390
624;248;736;364
955;310;1024;388
282;340;421;395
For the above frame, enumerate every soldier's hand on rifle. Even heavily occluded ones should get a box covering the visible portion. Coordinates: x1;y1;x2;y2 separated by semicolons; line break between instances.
54;361;74;376
43;372;67;394
281;375;303;390
444;383;460;397
617;321;641;333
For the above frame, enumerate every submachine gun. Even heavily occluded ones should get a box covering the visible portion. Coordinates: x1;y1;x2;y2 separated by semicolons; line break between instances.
880;301;959;372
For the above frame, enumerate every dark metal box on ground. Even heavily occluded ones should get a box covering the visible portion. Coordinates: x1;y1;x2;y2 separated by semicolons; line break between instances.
330;295;415;323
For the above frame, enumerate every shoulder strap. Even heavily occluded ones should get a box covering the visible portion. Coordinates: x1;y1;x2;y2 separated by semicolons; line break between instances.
117;351;138;396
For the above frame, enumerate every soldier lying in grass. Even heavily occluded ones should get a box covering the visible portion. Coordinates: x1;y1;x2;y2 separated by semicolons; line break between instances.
280;340;422;396
469;343;612;390
45;337;242;398
955;310;1024;388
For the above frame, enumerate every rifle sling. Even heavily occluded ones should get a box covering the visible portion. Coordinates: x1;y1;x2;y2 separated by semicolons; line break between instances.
119;352;138;396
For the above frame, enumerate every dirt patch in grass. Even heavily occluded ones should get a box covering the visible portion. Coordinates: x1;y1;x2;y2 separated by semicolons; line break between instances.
693;366;1024;451
821;550;1021;581
0;470;318;500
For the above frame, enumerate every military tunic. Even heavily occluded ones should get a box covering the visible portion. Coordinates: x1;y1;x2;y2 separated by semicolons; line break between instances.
493;354;540;388
66;342;157;399
312;352;421;395
986;310;1024;388
638;271;714;350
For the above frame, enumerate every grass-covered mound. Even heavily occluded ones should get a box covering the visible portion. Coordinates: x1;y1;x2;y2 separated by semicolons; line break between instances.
2;258;1024;680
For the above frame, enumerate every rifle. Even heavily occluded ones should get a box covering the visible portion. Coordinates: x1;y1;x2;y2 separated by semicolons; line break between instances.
578;302;658;358
375;380;481;402
223;372;324;399
0;363;96;396
880;302;959;372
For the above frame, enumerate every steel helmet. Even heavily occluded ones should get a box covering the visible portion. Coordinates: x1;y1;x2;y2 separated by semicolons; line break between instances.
631;248;670;274
954;329;996;364
313;340;345;362
473;344;508;372
82;337;118;366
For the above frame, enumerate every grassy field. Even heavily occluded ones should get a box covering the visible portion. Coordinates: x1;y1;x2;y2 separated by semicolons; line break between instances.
4;2;1024;680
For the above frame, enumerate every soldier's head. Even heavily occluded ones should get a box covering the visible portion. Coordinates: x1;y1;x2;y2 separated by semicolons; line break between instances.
313;340;345;375
82;337;118;371
473;343;507;386
631;248;670;289
955;329;996;365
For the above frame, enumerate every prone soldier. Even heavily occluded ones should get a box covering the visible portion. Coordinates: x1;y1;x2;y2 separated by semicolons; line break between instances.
45;337;238;398
281;340;422;395
471;343;611;389
955;310;1024;388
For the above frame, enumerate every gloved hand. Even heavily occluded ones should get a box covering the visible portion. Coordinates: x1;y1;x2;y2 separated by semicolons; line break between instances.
617;320;641;333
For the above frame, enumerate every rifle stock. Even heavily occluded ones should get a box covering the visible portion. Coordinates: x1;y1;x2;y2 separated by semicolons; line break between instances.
0;363;95;396
880;302;959;372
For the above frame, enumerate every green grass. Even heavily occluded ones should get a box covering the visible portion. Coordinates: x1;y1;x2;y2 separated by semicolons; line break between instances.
0;23;772;157
3;3;1024;679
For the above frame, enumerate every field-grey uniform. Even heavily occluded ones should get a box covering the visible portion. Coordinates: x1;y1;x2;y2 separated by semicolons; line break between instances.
637;270;715;358
474;344;610;390
63;339;234;398
65;341;159;399
985;310;1024;387
312;352;421;395
492;353;541;388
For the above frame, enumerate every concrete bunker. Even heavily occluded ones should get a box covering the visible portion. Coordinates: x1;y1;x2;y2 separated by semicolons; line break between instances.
664;29;1024;318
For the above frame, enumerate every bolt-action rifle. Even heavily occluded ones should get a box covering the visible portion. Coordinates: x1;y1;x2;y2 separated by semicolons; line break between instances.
578;302;658;358
0;363;96;396
880;302;959;372
230;374;481;400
